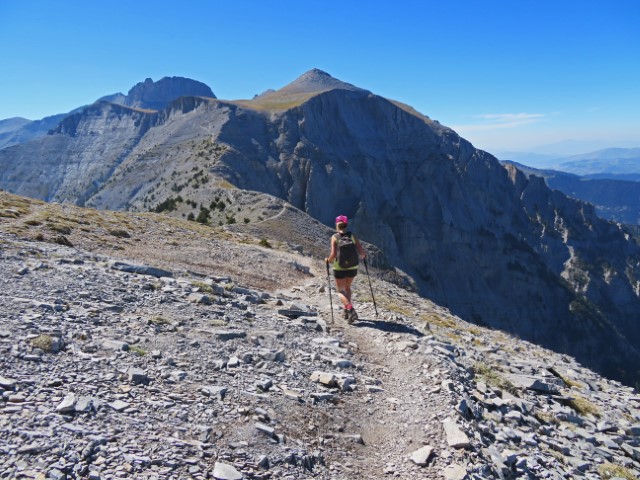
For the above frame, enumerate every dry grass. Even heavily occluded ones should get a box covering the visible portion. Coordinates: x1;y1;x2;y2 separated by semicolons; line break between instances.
0;190;315;293
597;462;636;480
472;362;519;395
129;345;147;356
148;315;171;326
420;312;458;330
566;395;601;417
30;334;54;353
232;92;318;112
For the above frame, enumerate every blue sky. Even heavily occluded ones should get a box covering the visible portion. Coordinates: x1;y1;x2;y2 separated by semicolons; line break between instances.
1;0;639;155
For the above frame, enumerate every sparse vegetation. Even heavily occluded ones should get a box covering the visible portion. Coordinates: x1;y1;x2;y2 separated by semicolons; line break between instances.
259;238;272;248
30;334;54;352
558;375;584;389
192;281;213;293
534;410;560;425
472;362;518;394
196;207;211;225
108;228;131;238
129;345;147;356
154;195;184;213
566;395;601;417
597;462;636;480
148;315;171;326
420;312;457;330
50;224;72;235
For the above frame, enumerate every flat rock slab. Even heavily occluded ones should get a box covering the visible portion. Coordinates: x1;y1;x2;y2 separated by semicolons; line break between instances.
213;462;243;480
278;309;317;318
504;373;563;393
410;445;434;466
212;330;247;341
443;464;468;480
109;261;173;278
442;418;471;448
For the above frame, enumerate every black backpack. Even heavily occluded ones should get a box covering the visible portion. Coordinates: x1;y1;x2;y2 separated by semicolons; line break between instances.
335;232;359;269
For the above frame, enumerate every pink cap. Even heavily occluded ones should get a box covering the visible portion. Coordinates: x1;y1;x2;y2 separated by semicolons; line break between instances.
335;215;348;224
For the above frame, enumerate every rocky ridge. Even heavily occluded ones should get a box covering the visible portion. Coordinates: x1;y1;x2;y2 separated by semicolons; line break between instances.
0;77;215;151
1;194;639;479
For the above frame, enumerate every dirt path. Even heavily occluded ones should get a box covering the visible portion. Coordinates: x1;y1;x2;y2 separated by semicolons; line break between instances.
289;272;456;479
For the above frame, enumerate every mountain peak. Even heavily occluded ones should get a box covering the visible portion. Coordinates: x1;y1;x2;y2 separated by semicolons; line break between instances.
280;68;363;95
244;69;364;110
100;76;216;111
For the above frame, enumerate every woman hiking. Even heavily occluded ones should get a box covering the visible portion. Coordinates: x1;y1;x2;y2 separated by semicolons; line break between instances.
325;215;366;323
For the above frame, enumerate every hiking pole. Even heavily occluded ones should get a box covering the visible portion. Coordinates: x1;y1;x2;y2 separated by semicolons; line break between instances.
325;261;335;323
363;258;378;317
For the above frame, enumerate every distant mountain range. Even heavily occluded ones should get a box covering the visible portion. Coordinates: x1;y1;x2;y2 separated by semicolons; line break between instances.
1;70;640;386
503;161;640;226
498;147;640;178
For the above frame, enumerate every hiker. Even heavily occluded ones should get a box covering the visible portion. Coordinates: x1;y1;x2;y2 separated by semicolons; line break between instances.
325;215;366;323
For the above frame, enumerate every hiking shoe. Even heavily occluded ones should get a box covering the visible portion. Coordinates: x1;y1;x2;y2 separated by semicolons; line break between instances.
347;307;358;324
343;308;350;320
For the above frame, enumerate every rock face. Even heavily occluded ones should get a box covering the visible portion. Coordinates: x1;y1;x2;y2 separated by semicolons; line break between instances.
0;70;639;386
504;161;640;226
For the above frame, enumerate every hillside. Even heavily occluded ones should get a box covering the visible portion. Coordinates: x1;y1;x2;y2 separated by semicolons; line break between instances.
1;70;640;388
1;190;639;480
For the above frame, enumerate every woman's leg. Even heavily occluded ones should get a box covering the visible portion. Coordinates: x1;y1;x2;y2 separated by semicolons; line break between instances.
335;277;350;308
343;276;355;306
343;276;358;322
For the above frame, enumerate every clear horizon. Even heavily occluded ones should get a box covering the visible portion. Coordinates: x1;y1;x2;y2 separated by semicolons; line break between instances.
1;0;639;155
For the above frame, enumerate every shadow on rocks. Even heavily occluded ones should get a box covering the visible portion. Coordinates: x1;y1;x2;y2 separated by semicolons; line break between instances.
353;319;424;337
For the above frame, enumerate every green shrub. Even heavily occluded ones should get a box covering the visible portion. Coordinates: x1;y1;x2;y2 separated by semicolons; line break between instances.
196;207;211;225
